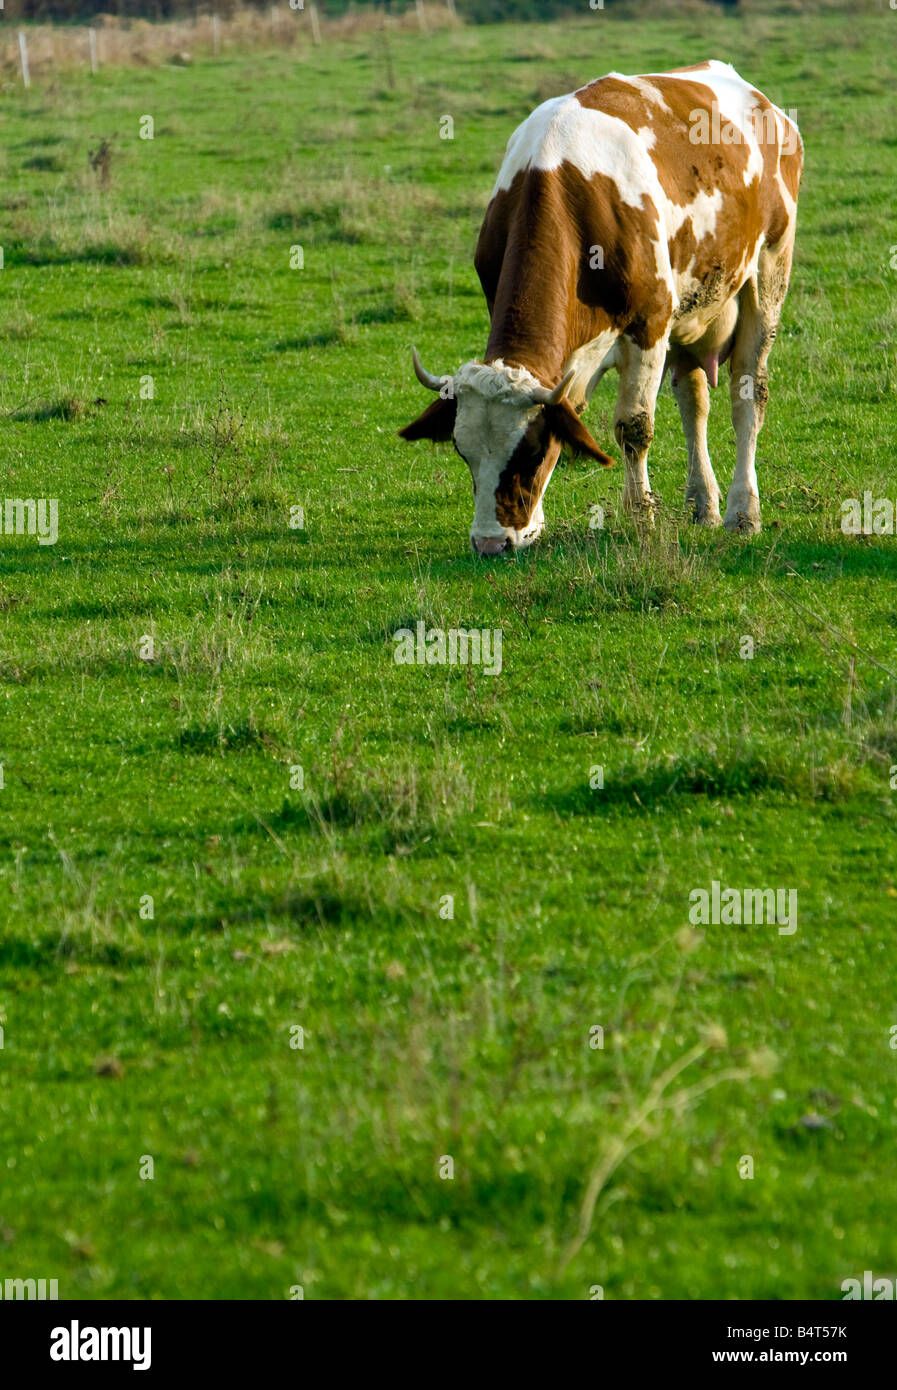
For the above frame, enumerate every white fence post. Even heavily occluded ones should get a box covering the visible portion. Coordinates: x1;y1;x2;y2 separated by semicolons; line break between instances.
416;0;428;31
89;27;98;76
310;4;322;45
18;31;31;89
212;13;221;55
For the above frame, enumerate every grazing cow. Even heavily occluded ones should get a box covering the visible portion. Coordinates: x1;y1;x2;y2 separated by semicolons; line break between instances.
399;60;802;554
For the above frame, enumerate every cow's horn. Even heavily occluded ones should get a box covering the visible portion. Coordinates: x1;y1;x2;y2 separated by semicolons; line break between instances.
411;346;445;392
530;369;575;406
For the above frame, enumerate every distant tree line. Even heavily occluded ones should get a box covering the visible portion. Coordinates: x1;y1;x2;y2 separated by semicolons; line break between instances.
6;0;741;20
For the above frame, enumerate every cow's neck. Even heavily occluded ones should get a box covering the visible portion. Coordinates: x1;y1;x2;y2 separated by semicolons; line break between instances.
484;281;571;388
483;244;602;388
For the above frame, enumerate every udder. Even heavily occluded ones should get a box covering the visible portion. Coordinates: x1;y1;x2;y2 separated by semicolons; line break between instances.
668;299;740;389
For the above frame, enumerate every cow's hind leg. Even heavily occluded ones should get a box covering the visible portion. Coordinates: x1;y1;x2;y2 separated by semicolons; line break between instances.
614;338;668;521
724;240;793;532
672;362;722;525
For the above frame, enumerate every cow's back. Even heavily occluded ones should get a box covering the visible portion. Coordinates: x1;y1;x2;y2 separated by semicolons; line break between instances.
476;61;802;373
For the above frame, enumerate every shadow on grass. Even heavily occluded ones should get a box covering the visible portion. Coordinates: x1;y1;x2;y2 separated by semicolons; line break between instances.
273;331;344;351
183;880;400;934
0;532;299;585
0;934;146;971
353;304;415;327
22;153;65;172
542;747;864;813
178;722;275;755
718;536;897;581
45;596;171;622
267;206;362;244
134;294;256;313
4;242;148;268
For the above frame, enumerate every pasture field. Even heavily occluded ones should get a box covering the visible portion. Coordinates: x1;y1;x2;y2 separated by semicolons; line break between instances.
1;3;896;1300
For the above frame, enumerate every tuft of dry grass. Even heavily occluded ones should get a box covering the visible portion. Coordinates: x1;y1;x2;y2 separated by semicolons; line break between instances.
11;393;88;422
4;206;164;269
0;310;38;341
559;934;777;1271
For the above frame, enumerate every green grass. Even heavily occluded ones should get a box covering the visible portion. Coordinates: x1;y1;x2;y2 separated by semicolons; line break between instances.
1;5;897;1300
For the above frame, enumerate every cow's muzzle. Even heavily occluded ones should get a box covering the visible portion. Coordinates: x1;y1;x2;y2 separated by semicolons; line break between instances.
472;534;511;556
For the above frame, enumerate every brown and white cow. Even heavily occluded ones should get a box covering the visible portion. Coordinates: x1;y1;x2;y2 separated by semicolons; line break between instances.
399;60;802;554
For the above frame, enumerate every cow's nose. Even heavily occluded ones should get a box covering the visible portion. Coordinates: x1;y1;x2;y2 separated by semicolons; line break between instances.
472;535;510;556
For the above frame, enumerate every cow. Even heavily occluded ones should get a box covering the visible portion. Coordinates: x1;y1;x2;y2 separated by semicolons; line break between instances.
398;60;802;555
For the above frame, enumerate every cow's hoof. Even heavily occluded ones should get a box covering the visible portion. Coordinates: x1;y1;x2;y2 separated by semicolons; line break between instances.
724;505;761;533
686;495;722;526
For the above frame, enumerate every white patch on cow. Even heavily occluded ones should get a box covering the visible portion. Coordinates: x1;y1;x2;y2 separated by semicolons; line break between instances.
493;95;663;210
562;329;620;407
624;76;673;114
454;360;543;406
663;191;726;326
665;189;722;250
451;361;550;549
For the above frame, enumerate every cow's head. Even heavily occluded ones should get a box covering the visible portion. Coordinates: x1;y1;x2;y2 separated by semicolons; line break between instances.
398;350;614;555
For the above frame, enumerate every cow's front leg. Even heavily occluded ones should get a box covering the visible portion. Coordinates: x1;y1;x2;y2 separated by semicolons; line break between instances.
614;338;668;523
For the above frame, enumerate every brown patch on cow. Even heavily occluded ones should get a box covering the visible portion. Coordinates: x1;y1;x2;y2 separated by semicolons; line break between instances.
744;93;803;249
668;217;698;274
493;417;559;530
476;161;672;377
397;395;457;442
489;402;612;531
747;91;802;248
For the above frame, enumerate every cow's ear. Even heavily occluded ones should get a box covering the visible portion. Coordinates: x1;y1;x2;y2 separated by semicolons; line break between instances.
545;399;614;466
398;396;457;442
